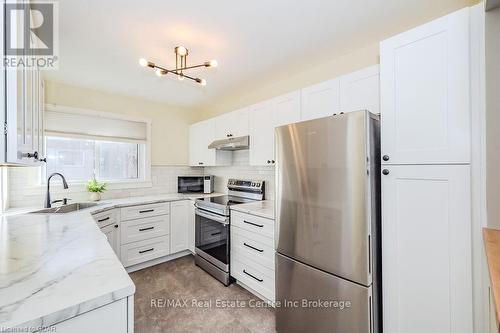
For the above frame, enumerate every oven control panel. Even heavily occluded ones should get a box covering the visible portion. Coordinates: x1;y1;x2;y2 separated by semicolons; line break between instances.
227;179;264;191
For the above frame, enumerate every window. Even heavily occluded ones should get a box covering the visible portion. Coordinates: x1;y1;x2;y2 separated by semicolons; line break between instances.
45;136;141;182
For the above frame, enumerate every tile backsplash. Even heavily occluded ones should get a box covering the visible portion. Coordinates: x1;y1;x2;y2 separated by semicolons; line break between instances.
6;150;275;208
204;150;275;200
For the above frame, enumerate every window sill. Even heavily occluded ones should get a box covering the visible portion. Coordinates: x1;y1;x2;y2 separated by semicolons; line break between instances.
22;180;153;196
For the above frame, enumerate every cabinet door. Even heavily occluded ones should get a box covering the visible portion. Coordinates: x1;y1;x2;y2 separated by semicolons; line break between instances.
170;200;189;253
249;101;275;166
214;108;249;139
273;91;301;127
339;65;379;114
189;119;214;166
382;164;472;333
380;8;470;164
300;78;340;121
101;223;121;259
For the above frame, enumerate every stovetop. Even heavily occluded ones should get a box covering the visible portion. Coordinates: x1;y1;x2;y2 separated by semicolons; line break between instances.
197;195;257;207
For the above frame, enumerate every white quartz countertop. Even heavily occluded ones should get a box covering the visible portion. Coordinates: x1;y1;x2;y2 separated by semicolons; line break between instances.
231;200;275;220
0;192;222;330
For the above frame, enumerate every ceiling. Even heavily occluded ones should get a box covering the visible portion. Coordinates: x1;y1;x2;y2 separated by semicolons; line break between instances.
45;0;472;109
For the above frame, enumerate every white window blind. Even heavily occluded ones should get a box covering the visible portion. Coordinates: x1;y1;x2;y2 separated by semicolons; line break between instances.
45;110;148;143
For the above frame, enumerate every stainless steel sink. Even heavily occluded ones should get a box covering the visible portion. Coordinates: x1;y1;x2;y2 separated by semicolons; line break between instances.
30;202;99;214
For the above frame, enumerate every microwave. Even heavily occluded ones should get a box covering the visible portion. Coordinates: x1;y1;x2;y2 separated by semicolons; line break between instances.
178;176;214;194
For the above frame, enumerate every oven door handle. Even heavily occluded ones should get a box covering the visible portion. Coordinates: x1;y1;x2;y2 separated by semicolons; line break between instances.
195;208;229;225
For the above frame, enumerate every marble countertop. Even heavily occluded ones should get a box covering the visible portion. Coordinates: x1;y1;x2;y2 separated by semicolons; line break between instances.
0;192;222;330
231;200;275;220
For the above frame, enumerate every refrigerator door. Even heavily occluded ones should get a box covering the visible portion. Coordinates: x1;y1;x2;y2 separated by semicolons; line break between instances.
275;110;379;286
276;253;374;333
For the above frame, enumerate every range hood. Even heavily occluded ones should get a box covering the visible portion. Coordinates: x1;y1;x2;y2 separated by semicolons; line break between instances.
208;135;249;151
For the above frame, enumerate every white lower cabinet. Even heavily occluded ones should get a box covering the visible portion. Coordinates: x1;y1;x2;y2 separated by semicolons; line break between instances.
51;297;131;333
382;164;472;333
120;236;170;267
101;223;121;259
230;211;275;302
170;200;190;253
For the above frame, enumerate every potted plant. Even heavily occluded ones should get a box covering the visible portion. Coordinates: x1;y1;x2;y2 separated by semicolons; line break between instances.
86;178;107;201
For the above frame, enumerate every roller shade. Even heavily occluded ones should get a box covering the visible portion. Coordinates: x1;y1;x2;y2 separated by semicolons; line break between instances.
45;109;148;143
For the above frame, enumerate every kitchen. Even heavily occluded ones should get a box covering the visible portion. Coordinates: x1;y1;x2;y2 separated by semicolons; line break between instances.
0;0;498;333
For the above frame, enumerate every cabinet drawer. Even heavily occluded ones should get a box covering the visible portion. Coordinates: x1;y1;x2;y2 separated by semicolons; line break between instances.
121;202;170;221
121;215;170;245
231;211;274;239
231;226;275;270
92;209;119;228
231;258;275;301
120;236;170;267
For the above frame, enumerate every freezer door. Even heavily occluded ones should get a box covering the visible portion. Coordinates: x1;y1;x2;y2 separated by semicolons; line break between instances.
275;110;378;286
276;253;375;333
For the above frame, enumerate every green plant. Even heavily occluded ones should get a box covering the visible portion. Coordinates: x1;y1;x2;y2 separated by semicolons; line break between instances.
86;178;107;193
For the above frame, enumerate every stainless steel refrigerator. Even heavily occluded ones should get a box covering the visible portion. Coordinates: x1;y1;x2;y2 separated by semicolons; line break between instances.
275;110;381;333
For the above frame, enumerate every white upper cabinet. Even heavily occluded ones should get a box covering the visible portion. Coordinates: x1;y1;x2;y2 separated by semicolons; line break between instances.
273;91;301;128
214;108;249;139
300;78;340;121
380;8;470;165
339;65;380;114
189;119;230;167
249;101;275;166
382;164;472;333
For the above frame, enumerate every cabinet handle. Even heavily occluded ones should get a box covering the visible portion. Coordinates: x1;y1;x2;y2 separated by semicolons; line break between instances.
243;269;263;282
139;226;154;232
198;162;204;165
139;209;154;213
22;151;38;159
382;155;390;161
211;231;222;236
244;242;263;253
271;160;275;164
114;224;119;228
98;217;110;222
243;220;264;228
382;169;390;175
139;248;154;254
267;160;271;164
39;157;47;163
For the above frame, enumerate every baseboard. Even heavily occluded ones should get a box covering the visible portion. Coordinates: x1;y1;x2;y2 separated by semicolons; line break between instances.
235;280;275;306
125;250;192;273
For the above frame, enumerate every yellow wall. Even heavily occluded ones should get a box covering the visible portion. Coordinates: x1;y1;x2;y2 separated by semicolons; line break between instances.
44;81;197;166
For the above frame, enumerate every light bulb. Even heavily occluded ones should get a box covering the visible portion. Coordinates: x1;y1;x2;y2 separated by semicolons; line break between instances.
139;58;148;67
200;79;207;86
155;69;165;77
208;60;218;68
178;74;184;81
176;46;187;56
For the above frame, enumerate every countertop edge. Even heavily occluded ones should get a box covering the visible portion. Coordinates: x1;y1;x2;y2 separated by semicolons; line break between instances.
483;227;500;328
230;206;274;220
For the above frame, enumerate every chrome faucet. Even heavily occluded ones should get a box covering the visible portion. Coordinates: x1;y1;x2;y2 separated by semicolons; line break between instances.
45;173;69;208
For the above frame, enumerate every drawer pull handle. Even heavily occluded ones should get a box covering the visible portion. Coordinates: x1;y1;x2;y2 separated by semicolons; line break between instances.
244;242;263;253
139;248;154;254
139;209;155;213
243;220;264;228
98;217;110;222
243;269;263;282
211;232;222;236
139;226;154;232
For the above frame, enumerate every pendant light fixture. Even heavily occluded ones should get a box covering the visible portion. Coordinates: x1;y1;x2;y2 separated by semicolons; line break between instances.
139;46;217;86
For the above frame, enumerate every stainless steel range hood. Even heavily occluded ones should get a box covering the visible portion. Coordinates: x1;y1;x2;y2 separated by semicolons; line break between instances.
208;135;249;151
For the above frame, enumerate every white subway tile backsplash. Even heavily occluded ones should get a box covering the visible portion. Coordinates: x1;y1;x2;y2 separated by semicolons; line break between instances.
6;150;275;208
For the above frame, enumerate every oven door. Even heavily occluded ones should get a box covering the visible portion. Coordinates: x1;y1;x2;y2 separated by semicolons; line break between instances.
194;208;230;272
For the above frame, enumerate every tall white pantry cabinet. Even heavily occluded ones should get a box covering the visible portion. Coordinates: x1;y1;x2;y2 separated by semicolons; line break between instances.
381;7;475;333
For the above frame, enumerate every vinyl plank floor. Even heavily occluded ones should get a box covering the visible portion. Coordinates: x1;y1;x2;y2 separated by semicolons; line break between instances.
130;255;276;333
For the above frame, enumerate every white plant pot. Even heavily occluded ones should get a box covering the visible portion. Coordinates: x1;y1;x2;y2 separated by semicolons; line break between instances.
90;192;101;201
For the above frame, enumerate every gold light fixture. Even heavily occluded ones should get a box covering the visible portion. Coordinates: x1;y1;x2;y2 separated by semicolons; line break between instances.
139;46;217;86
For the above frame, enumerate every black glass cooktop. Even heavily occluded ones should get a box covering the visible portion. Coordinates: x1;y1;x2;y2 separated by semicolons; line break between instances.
198;195;255;206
